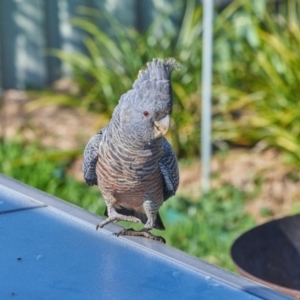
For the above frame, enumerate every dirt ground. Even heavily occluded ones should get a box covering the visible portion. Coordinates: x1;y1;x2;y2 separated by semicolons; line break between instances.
1;89;300;224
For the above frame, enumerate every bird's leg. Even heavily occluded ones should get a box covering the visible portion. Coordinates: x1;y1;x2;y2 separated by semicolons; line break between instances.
114;213;166;243
96;205;141;230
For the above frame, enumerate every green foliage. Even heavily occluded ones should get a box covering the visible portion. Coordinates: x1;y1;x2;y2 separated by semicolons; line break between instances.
158;185;255;271
0;139;254;271
0;139;105;215
213;0;300;166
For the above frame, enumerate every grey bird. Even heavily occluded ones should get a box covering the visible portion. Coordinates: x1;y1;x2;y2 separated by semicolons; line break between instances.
82;58;180;243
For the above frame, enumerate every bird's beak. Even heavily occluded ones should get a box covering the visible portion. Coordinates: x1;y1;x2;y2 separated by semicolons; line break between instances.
154;114;170;138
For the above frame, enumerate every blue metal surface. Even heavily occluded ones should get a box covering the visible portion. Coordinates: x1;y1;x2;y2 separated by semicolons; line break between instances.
0;175;293;300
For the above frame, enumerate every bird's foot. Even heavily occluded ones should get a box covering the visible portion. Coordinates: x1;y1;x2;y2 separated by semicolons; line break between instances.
114;228;166;244
96;214;142;230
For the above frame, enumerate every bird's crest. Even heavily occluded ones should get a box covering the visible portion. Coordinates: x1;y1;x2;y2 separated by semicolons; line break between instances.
132;58;181;91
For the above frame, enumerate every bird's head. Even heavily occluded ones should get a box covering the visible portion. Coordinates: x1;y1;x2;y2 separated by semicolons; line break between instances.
113;58;180;148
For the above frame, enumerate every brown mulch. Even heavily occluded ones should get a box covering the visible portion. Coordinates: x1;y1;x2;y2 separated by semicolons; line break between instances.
179;149;300;223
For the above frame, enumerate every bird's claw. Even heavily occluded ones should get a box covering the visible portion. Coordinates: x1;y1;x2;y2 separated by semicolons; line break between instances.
113;228;166;243
113;228;135;237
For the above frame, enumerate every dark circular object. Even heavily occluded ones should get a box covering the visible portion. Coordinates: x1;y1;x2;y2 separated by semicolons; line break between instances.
143;111;149;117
231;214;300;299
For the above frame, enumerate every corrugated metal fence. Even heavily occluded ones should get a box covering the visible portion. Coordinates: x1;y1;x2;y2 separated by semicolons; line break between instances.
0;0;160;91
0;0;287;91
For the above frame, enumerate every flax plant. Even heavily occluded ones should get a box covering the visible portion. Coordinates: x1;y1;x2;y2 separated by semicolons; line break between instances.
213;0;300;165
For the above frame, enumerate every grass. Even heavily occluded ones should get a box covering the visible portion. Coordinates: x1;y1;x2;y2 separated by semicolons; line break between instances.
0;139;105;215
159;185;255;270
0;139;255;271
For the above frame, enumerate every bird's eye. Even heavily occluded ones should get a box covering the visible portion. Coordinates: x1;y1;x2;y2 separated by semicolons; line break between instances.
143;111;150;117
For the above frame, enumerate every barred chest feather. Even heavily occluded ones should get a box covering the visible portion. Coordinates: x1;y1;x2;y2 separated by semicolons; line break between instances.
96;134;164;210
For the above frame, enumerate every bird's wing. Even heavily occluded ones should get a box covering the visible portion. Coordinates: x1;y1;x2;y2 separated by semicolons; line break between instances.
82;129;103;186
159;138;179;201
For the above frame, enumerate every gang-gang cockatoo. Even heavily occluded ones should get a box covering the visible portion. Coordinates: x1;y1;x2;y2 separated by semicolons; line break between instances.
83;58;180;243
